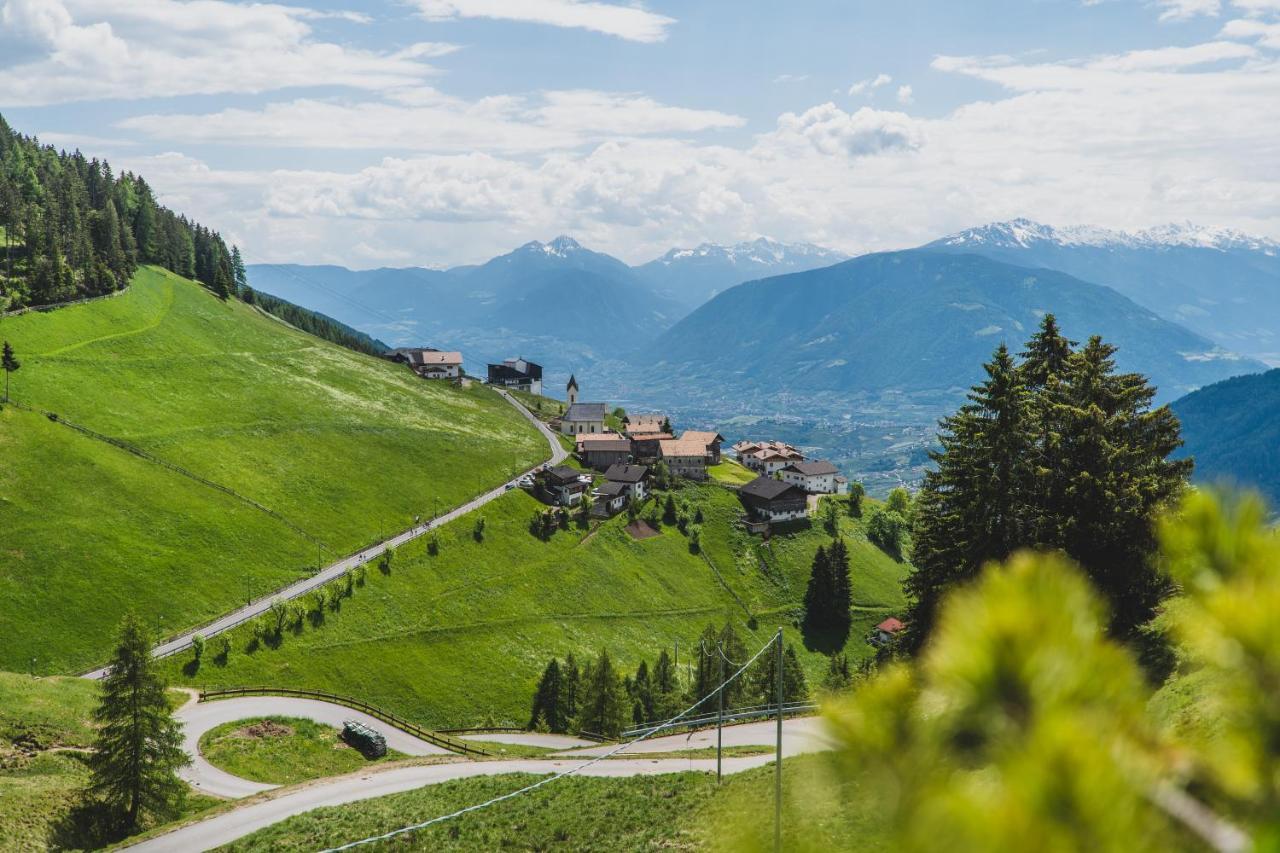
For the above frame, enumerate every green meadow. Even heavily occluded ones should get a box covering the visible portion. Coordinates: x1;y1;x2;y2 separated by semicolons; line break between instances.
0;267;546;673
164;483;909;728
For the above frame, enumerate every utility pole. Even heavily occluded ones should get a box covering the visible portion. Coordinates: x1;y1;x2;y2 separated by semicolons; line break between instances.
774;628;783;853
717;642;725;783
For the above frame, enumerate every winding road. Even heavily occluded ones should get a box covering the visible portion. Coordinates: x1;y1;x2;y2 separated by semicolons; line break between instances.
82;390;566;679
126;691;832;852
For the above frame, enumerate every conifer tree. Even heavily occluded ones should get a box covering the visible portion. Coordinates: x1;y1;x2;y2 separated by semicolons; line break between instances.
88;614;189;833
576;649;628;738
562;654;581;721
231;245;247;295
529;658;565;733
752;643;809;704
2;340;18;402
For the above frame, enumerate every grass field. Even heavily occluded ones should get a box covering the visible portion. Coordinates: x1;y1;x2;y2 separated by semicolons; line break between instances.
707;459;758;486
199;716;404;785
0;671;216;852
211;752;886;852
0;267;546;673
162;483;909;728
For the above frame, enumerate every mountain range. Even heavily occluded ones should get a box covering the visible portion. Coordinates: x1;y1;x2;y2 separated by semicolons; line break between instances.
1172;368;1280;507
926;219;1280;363
643;249;1263;404
248;236;838;368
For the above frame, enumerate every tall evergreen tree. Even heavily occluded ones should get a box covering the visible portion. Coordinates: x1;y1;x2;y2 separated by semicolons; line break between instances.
905;344;1034;652
752;643;809;705
529;658;565;733
88;614;188;832
802;542;851;648
231;245;247;295
1;340;18;402
575;649;629;738
562;653;581;722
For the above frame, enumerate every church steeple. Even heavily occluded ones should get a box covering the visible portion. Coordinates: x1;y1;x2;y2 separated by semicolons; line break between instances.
566;374;579;406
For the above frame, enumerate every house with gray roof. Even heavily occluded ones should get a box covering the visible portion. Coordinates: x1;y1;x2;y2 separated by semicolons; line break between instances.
780;459;841;494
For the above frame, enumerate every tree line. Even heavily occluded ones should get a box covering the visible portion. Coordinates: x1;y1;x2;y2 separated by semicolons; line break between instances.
529;623;810;739
0;113;237;310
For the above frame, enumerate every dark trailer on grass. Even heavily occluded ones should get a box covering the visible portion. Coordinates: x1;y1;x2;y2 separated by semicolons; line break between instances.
341;720;387;757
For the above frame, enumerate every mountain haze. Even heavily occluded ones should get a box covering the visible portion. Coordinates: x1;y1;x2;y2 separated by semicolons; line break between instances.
927;219;1280;363
643;249;1263;403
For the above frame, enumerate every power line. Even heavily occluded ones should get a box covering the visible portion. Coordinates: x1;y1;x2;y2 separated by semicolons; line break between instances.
320;629;784;853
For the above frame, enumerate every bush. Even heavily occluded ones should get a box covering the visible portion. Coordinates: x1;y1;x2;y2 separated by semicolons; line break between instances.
427;534;440;555
379;548;394;575
688;525;702;554
847;482;866;517
473;517;486;542
191;634;205;662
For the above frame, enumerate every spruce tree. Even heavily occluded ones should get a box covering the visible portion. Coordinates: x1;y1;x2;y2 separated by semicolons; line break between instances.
905;344;1033;652
88;614;189;833
2;341;19;402
529;658;564;732
576;650;628;738
562;654;581;721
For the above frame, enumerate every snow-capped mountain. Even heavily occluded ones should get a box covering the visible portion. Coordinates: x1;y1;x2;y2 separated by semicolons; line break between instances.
935;218;1279;254
638;237;848;307
926;219;1280;362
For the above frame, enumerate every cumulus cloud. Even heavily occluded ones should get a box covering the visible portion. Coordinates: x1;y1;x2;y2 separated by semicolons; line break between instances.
765;104;924;158
896;84;914;104
0;0;454;106
411;0;675;42
118;89;744;151
1155;0;1222;20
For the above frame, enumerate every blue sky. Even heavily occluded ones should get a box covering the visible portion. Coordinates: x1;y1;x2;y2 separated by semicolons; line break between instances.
1;0;1276;267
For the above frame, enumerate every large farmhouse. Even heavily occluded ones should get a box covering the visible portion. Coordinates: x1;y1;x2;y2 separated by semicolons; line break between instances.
735;440;805;475
486;357;543;394
579;436;631;470
386;348;463;379
659;438;710;481
738;476;808;523
780;460;841;494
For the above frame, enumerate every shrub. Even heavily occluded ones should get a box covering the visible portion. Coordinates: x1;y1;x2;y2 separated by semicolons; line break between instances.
427;534;440;555
688;525;702;554
379;548;394;575
191;634;205;662
473;516;486;542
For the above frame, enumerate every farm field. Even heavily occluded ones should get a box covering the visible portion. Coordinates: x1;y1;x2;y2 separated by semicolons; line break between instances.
163;483;910;728
0;267;546;673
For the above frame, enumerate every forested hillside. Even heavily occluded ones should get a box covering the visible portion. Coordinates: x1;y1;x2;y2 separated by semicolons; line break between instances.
1173;367;1280;506
0;113;236;311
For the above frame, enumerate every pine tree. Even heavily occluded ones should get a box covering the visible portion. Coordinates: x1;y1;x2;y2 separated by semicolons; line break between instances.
230;245;247;296
651;648;679;720
562;654;581;721
752;643;809;704
847;481;866;517
905;344;1034;653
802;545;832;637
576;650;629;738
88;614;189;832
529;658;565;733
1;340;18;402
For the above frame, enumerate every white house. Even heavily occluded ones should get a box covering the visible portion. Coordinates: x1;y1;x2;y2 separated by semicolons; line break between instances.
780;460;841;494
603;463;649;502
387;348;463;379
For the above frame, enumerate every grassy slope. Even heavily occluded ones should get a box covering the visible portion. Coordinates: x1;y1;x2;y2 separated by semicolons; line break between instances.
0;266;545;673
198;717;404;786
212;753;886;852
164;485;909;728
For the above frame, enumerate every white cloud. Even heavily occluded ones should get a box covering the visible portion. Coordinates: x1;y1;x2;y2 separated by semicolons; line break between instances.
411;0;675;42
1222;16;1280;47
896;84;914;104
1088;40;1257;69
773;73;810;84
848;73;892;95
764;104;924;158
118;90;744;151
1155;0;1222;21
0;0;455;106
1232;0;1280;14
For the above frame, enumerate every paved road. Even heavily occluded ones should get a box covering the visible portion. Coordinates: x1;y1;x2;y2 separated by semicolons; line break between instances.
124;753;783;852
552;716;835;757
458;732;598;749
83;390;565;679
175;693;454;799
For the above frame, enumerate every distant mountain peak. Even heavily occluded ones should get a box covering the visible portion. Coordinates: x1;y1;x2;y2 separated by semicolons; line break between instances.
654;237;847;267
516;235;585;259
935;219;1279;253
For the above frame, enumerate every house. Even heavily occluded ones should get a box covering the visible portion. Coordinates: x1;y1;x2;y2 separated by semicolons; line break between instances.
738;476;809;523
870;617;904;646
780;460;841;494
386;348;463;379
604;464;649;502
659;438;709;481
628;413;667;433
486;357;543;394
541;465;591;506
834;475;850;495
579;436;632;471
680;430;725;465
591;481;629;517
740;441;805;475
626;431;673;461
560;375;609;435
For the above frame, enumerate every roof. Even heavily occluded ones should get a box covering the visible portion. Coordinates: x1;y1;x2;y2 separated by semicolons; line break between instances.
659;439;710;459
739;476;805;501
545;465;582;484
625;431;673;441
580;438;631;452
876;617;904;634
784;460;839;476
629;414;666;431
594;481;628;498
604;464;649;483
567;374;579;390
564;402;608;422
681;430;725;446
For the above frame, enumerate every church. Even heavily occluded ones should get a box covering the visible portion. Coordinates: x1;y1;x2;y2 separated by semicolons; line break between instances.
558;374;608;435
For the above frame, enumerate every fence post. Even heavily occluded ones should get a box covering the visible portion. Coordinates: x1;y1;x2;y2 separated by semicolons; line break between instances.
774;627;783;853
717;643;725;784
